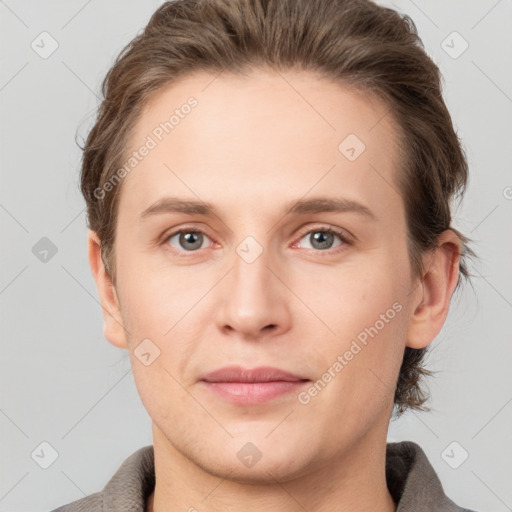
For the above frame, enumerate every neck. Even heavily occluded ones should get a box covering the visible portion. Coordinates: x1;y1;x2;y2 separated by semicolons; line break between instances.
146;421;396;512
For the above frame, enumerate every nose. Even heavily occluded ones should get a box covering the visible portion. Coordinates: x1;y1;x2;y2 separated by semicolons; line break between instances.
215;241;291;340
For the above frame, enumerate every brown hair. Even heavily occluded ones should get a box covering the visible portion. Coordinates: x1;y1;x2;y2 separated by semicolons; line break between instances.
79;0;475;417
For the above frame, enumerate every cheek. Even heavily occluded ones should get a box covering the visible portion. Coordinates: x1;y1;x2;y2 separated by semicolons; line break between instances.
115;252;211;389
299;255;409;396
299;283;407;436
301;254;405;336
118;266;201;416
116;250;193;336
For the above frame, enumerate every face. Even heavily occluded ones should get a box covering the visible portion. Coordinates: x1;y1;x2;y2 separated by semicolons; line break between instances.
99;68;426;482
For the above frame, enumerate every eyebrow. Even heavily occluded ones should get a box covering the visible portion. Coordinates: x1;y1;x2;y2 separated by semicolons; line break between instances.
138;196;378;222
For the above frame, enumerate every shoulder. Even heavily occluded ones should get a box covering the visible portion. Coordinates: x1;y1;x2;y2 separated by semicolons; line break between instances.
386;440;479;512
50;493;102;512
49;446;155;512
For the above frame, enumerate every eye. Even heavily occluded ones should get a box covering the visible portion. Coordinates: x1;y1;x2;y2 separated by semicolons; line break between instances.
162;225;352;256
294;226;351;253
165;229;212;253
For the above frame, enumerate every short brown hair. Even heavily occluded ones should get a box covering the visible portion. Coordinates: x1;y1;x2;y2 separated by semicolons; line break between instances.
79;0;475;416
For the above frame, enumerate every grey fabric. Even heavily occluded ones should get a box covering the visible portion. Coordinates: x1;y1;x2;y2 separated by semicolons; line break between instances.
51;446;154;512
51;441;477;511
385;441;477;512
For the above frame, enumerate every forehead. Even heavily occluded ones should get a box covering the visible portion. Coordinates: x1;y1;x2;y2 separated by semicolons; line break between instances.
118;68;403;222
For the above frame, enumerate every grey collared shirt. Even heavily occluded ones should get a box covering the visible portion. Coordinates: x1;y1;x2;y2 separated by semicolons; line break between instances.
51;441;477;511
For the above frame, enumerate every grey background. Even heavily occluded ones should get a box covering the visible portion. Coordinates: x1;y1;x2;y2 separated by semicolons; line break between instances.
1;0;511;510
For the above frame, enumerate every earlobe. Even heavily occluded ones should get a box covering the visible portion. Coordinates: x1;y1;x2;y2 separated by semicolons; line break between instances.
87;230;129;349
406;230;462;349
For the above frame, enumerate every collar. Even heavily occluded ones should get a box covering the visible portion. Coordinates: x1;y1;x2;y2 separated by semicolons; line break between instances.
52;441;476;511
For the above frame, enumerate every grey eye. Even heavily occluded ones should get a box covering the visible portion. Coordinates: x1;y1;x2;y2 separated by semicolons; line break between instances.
168;231;209;251
299;230;343;250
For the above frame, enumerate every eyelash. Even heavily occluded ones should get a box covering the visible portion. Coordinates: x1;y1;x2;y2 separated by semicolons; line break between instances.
162;224;353;257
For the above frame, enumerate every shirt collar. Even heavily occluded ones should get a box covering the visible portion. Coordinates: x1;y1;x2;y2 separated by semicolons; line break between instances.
87;441;472;511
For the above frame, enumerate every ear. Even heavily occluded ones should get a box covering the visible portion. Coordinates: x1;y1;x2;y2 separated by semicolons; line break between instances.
87;230;129;349
406;230;462;349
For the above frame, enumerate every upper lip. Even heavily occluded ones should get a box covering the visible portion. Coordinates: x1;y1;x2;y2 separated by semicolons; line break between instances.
201;365;309;383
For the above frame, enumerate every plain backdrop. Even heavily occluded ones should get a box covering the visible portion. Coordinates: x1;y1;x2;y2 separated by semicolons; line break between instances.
1;1;511;510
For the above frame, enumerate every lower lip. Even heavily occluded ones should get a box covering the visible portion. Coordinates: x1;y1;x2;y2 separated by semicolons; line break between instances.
201;380;310;404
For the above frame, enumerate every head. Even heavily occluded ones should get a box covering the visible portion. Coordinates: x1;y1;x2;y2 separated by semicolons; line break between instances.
83;0;474;481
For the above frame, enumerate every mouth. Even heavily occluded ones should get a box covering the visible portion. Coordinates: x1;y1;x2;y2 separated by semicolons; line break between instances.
199;365;310;405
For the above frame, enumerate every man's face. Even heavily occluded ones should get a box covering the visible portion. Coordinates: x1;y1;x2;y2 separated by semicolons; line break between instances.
106;69;420;481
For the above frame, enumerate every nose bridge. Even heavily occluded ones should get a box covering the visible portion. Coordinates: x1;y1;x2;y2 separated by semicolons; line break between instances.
230;220;276;294
217;231;288;335
232;235;275;311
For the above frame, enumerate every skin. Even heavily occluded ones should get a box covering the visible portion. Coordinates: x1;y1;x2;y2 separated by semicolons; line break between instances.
88;68;462;512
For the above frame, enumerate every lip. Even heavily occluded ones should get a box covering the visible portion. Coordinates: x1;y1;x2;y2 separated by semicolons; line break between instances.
200;365;310;405
201;365;307;383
